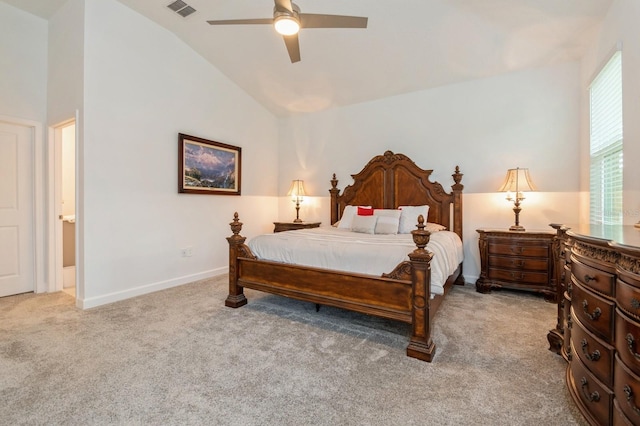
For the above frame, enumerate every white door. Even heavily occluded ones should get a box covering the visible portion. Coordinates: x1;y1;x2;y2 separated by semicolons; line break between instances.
0;121;34;297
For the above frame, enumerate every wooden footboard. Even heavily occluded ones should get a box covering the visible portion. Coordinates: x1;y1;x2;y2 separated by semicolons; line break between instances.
226;212;446;362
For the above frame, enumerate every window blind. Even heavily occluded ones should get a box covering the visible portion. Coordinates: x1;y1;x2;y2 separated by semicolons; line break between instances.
589;51;623;225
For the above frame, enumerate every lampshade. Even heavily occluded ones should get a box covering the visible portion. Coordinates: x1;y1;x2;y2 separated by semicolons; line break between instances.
287;180;306;199
497;168;537;193
274;15;300;35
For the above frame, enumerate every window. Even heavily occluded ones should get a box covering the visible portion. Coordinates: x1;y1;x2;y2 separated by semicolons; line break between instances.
590;51;623;225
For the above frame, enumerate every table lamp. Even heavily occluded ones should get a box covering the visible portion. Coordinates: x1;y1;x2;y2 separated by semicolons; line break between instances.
287;179;306;223
498;168;537;231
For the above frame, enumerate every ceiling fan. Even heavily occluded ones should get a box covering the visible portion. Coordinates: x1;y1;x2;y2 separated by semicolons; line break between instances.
207;0;368;63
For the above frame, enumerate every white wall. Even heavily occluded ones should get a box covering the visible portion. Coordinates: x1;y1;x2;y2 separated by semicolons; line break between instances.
79;0;279;307
0;3;47;122
580;0;640;225
47;0;84;127
278;62;583;282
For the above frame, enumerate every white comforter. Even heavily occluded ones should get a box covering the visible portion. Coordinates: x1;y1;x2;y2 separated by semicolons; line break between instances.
247;227;463;295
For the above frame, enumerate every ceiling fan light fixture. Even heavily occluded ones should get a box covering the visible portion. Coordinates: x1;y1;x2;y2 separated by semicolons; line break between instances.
274;15;300;35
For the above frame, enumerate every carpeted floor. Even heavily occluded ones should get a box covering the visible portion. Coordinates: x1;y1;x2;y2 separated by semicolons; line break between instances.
0;276;586;425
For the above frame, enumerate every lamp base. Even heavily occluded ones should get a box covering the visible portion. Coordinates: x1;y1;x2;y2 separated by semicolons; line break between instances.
509;225;526;232
293;218;302;223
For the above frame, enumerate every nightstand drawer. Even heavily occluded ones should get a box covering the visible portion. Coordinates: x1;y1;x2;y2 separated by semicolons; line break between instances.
488;268;548;284
489;255;548;271
489;243;549;258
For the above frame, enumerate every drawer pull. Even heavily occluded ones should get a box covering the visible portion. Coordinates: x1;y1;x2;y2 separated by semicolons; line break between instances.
567;312;573;329
510;246;524;254
584;274;597;283
623;385;640;416
510;272;525;280
580;377;600;402
626;333;640;360
582;300;601;321
580;339;601;361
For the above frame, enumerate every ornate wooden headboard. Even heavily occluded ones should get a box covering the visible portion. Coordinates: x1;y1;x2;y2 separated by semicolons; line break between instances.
329;151;464;240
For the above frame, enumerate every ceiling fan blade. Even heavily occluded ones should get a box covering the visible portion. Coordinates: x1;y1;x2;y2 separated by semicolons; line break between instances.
282;34;301;63
299;14;368;29
207;18;273;26
274;0;294;13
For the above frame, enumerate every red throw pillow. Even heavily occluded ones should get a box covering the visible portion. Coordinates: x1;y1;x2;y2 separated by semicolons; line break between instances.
357;206;374;216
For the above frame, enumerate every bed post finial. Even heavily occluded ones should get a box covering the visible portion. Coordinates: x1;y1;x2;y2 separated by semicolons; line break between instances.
411;215;431;252
330;173;338;190
229;212;243;237
452;166;464;191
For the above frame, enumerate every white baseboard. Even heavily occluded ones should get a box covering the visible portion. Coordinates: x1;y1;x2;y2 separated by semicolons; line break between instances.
78;267;228;309
462;273;478;286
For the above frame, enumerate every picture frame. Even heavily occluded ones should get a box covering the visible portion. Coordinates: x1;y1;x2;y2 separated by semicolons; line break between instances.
178;133;241;195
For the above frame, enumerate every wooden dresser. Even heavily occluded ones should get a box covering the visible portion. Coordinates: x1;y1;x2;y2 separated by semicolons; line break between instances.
476;229;556;301
547;224;640;425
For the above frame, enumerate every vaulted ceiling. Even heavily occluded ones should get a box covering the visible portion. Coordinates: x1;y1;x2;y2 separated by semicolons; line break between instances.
5;0;613;116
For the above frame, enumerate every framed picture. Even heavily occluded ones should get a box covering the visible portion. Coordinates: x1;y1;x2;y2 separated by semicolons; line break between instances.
178;133;241;195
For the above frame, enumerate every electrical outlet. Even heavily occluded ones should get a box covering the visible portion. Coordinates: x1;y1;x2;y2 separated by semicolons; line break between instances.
181;246;193;257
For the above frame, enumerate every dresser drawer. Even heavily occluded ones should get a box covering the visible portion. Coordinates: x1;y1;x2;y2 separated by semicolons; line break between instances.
616;308;640;377
572;257;615;297
489;243;549;258
617;279;640;321
613;399;635;426
572;315;614;388
614;354;640;425
564;264;572;287
569;355;613;426
489;255;548;272
572;280;615;341
488;268;548;285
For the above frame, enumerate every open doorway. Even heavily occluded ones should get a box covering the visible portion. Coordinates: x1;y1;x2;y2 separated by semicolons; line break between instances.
54;120;76;298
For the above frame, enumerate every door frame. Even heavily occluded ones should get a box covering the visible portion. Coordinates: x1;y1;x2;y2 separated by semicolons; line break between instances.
49;115;80;299
0;115;45;293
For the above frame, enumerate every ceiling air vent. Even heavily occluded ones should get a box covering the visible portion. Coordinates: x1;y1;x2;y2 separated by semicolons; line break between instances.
167;0;196;18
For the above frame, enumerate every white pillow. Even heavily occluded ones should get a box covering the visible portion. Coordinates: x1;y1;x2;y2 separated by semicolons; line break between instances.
337;205;371;230
351;215;377;234
425;222;446;233
373;209;401;234
398;205;429;234
375;216;401;234
337;206;357;229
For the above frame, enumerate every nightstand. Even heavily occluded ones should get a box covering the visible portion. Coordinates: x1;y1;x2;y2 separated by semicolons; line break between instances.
273;221;321;233
475;228;556;302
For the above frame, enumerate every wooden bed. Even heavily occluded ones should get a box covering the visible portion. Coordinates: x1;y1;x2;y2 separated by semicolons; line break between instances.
225;150;464;362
